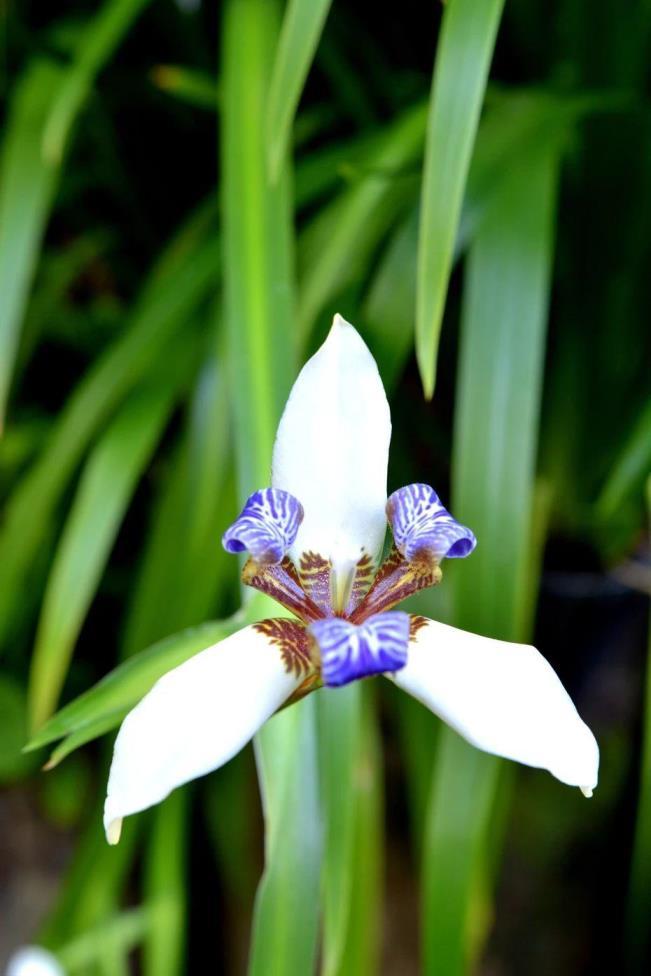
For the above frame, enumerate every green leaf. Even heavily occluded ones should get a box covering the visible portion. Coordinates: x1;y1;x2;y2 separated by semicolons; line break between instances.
416;0;505;398
44;709;130;770
122;335;235;657
29;379;183;731
332;686;383;976
42;0;153;164
0;223;217;653
266;0;333;181
26;617;244;754
595;397;651;522
424;737;501;976
319;683;383;976
222;0;296;494
142;792;188;976
221;2;321;972
362;209;419;390
41;808;140;947
58;908;150;973
0;675;36;782
248;694;322;975
0;0;151;432
318;685;362;976
298;103;426;344
0;60;63;432
422;142;562;975
17;234;109;382
203;751;259;906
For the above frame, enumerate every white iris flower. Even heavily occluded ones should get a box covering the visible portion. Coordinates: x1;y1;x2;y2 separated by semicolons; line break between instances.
104;315;598;844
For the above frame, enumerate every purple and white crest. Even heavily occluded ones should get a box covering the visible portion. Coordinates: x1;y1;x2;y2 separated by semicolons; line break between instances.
386;483;476;563
309;611;410;687
222;488;304;565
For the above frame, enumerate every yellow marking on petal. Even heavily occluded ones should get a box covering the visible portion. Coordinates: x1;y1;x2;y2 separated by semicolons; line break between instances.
350;546;442;623
106;817;123;846
345;552;376;614
243;557;323;622
298;550;333;613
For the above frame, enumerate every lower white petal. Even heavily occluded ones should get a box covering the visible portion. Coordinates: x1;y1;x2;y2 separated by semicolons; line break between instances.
6;948;65;976
104;622;305;842
392;618;598;791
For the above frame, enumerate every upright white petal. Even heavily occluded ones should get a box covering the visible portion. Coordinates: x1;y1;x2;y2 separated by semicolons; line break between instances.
6;948;65;976
272;315;391;592
392;619;599;791
104;624;303;843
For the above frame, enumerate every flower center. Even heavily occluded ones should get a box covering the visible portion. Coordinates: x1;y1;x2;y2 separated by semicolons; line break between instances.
222;483;476;686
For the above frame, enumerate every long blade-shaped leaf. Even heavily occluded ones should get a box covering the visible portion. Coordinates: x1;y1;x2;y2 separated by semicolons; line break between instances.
319;683;383;976
122;335;234;657
57;908;150;973
40;807;140;947
595;398;651;522
415;0;505;398
221;3;321;973
362;209;419;390
422;142;562;974
222;0;295;491
266;0;333;181
0;61;63;432
333;685;383;976
42;0;152;164
143;792;188;976
319;685;362;976
298;103;426;344
0;228;217;653
0;0;152;433
29;378;183;731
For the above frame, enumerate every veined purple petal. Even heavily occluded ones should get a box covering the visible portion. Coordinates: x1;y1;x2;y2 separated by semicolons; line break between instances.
386;483;476;563
310;611;409;687
222;488;304;565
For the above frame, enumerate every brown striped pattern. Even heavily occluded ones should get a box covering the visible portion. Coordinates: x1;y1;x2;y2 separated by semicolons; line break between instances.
253;618;313;678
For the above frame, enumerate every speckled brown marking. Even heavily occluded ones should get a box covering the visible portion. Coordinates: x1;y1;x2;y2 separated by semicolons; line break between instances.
409;615;428;641
254;618;313;678
243;558;323;623
345;552;376;615
349;546;442;623
298;551;333;614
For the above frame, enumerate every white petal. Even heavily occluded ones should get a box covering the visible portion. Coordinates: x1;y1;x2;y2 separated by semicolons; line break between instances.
5;948;65;976
392;618;599;791
272;314;391;587
104;624;302;842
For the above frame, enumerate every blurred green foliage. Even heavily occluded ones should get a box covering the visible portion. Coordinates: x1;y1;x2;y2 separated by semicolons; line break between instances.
0;1;649;974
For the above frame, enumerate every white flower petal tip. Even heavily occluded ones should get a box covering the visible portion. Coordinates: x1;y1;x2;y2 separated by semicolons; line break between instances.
272;313;391;580
103;623;305;839
393;618;599;791
581;786;594;799
106;816;123;846
6;947;65;976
